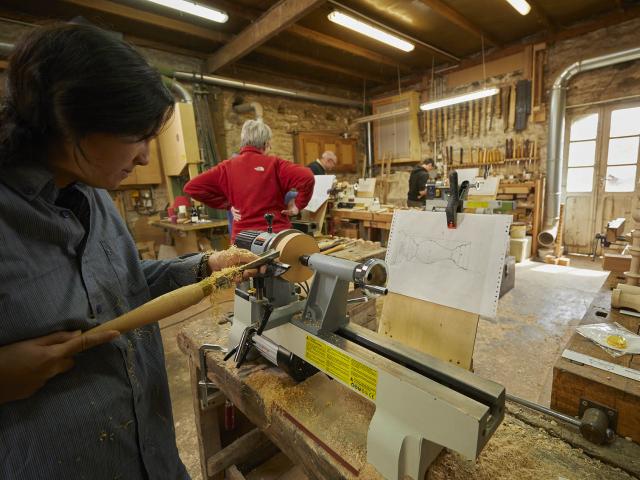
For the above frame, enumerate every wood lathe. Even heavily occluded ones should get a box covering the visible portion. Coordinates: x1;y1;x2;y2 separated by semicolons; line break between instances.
225;219;505;480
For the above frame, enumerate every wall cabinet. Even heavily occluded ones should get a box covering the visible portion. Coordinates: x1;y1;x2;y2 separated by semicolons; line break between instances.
119;139;162;186
157;102;201;177
293;132;357;173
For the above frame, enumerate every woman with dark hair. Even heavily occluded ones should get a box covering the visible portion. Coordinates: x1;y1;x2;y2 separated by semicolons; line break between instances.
0;24;254;479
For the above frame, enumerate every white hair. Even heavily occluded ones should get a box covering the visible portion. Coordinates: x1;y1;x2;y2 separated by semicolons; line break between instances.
321;150;337;161
240;119;272;150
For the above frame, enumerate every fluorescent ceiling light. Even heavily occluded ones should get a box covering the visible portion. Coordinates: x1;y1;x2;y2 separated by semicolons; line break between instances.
505;0;531;16
145;0;228;23
328;10;414;52
420;88;499;111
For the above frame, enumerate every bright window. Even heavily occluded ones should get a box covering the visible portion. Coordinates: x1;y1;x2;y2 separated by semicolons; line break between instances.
567;113;598;193
605;107;639;192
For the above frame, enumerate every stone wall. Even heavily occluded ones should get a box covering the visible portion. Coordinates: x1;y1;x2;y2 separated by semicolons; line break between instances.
217;89;363;164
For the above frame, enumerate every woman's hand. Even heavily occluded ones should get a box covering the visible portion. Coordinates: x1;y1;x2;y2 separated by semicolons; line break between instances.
207;248;262;280
0;329;120;405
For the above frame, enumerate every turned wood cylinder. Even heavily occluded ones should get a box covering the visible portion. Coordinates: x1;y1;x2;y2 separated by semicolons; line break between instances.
611;288;640;312
615;283;640;296
85;282;208;335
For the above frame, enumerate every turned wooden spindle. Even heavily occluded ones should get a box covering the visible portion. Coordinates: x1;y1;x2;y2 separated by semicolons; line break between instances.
625;180;640;285
611;288;640;312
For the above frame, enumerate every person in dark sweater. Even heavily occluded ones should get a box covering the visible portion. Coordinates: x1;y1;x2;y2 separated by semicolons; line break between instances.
407;158;435;207
307;150;337;175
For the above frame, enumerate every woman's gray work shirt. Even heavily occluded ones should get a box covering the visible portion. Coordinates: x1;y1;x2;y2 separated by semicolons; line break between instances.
0;161;201;479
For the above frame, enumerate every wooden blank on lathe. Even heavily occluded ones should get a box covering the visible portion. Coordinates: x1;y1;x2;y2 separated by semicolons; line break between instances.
378;292;479;370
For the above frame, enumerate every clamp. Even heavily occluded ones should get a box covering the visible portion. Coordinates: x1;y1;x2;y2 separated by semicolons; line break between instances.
198;343;228;409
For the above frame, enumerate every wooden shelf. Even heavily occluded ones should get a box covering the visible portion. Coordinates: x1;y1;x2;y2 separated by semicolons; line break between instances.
449;157;539;169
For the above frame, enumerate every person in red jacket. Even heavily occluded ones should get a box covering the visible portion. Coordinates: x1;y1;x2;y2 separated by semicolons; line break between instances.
185;119;315;242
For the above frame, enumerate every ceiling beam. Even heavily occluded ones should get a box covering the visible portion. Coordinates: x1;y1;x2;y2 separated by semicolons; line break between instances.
207;0;411;72
370;5;640;96
206;0;325;72
62;0;229;43
287;25;411;72
417;0;501;46
227;61;362;93
59;0;378;85
527;0;558;32
256;45;388;83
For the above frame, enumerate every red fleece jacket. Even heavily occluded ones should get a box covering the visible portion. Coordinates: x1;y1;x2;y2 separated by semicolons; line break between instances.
184;146;315;241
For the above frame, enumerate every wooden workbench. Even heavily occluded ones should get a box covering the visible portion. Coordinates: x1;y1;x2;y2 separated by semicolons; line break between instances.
151;219;229;254
331;209;395;244
177;309;638;480
175;243;637;480
551;274;640;442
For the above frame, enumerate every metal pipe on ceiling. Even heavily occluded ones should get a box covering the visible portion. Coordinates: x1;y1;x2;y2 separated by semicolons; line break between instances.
351;107;409;125
0;42;13;57
171;71;362;108
233;101;264;119
545;46;640;230
162;76;192;103
0;38;360;108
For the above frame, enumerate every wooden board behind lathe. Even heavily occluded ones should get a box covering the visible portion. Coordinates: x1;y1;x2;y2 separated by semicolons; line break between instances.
378;292;479;370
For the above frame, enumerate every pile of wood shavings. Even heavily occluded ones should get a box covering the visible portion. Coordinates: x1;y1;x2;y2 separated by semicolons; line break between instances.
199;246;248;316
244;368;299;409
427;416;632;480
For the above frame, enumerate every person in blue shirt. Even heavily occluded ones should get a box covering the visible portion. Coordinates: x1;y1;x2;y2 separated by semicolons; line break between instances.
0;23;255;479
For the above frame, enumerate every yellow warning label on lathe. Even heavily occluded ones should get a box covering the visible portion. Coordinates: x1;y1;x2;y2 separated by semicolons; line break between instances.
305;336;378;400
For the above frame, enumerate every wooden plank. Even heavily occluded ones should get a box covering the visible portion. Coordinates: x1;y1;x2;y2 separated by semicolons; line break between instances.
206;0;325;72
527;0;558;32
257;45;388;83
150;219;229;232
207;428;274;476
417;0;501;46
225;465;246;480
378;292;479;369
288;25;410;71
62;0;229;44
203;0;408;71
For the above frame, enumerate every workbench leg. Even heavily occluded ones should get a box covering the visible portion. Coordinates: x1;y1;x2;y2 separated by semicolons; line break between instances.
174;231;200;255
189;356;224;480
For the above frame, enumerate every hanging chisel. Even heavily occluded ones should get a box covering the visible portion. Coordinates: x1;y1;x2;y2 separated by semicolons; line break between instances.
444;106;448;140
502;87;510;132
508;84;516;131
489;94;495;131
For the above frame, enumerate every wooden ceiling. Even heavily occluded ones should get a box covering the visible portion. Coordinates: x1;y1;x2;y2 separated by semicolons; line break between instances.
1;0;639;95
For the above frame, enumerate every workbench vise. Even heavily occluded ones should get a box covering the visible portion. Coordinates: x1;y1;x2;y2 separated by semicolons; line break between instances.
227;223;505;480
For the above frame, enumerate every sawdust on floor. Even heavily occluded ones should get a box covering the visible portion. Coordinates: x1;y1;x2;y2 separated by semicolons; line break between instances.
427;415;632;480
